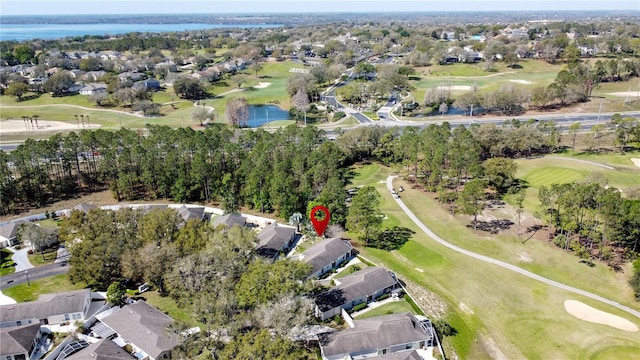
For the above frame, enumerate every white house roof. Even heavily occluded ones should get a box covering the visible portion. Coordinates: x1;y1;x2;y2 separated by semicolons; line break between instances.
0;289;90;324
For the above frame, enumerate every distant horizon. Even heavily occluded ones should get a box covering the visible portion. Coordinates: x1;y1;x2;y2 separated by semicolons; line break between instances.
2;0;638;16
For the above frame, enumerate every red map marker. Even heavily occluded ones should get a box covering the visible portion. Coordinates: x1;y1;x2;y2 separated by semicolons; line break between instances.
310;205;330;237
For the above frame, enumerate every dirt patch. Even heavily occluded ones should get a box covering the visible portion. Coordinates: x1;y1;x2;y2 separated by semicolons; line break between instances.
0;120;100;134
564;300;638;332
631;158;640;168
459;302;474;314
414;268;424;273
403;279;447;320
607;91;640;98
517;252;533;262
510;79;532;84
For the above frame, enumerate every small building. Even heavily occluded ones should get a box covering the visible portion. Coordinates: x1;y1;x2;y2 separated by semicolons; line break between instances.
256;223;297;259
314;267;399;320
65;338;135;360
99;301;178;360
0;220;26;248
72;203;99;214
79;82;107;96
175;206;205;222
133;78;161;90
212;213;246;229
295;238;353;279
0;323;42;360
319;312;435;360
0;289;92;328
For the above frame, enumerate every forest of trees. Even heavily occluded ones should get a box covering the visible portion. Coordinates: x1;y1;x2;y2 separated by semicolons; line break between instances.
58;207;318;358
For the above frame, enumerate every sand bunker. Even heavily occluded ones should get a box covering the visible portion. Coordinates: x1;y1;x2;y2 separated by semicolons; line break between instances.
510;79;532;85
0;120;100;134
564;300;638;332
607;91;640;98
253;82;271;89
631;158;640;168
437;85;472;91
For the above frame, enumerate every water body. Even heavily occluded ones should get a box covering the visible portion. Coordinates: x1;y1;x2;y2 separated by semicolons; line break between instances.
246;105;290;128
0;23;282;41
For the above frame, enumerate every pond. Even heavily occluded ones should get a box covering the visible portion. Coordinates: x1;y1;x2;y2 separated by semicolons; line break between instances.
246;105;291;128
412;106;469;117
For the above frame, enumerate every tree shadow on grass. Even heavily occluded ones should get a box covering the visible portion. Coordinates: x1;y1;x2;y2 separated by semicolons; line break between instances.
368;226;415;251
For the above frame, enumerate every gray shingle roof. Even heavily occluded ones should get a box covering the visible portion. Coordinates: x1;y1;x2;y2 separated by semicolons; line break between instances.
72;203;99;213
365;349;423;360
212;214;246;228
0;289;90;324
100;301;178;359
300;238;352;275
315;267;398;312
0;323;40;356
176;206;204;221
65;338;135;360
319;313;431;357
0;220;26;240
256;224;296;257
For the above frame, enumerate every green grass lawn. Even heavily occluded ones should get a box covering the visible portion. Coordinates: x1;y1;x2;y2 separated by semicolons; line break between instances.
28;247;58;266
333;262;370;279
142;290;204;328
354;297;417;319
516;153;640;213
3;274;86;302
348;163;640;359
1;248;16;276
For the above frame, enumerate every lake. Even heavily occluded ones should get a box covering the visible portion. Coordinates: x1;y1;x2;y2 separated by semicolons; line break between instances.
246;105;291;128
0;23;282;41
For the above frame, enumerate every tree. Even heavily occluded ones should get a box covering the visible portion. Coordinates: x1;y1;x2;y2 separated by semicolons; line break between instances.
173;77;207;100
106;281;127;307
216;329;309;359
191;107;211;126
249;61;264;78
569;122;581;155
19;223;56;261
232;74;249;89
457;179;486;229
225;98;249;127
6;82;28;101
346;186;383;244
235;260;312;308
292;88;310;125
354;61;375;80
44;72;75;97
482;157;518;194
438;102;448;115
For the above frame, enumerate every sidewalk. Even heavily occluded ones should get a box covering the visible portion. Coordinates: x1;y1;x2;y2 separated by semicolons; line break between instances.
0;290;16;305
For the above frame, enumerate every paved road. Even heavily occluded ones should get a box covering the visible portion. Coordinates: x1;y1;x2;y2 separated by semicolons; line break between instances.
386;175;640;319
0;262;69;290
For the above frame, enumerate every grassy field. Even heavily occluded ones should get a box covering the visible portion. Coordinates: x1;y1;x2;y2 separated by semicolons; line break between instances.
3;274;86;302
347;163;640;359
516;152;640;212
354;297;417;319
142;290;204;328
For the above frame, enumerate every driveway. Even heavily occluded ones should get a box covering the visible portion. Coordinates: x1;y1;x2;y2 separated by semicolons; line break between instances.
386;175;640;319
11;247;34;272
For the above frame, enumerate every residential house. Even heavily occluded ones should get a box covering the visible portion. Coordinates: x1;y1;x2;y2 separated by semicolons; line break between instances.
295;237;353;279
133;78;161;90
175;205;205;222
314;267;399;320
79;83;108;96
65;338;135;360
256;223;297;259
441;31;457;41
99;301;179;360
83;70;107;82
155;62;178;73
0;220;26;248
0;289;92;328
212;213;246;229
319;312;435;360
72;203;99;214
365;350;424;360
0;324;42;360
118;72;145;82
69;69;87;79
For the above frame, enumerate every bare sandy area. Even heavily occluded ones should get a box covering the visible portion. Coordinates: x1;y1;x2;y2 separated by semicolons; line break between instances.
631;158;640;168
564;300;638;332
0;120;100;134
607;91;640;98
510;79;532;84
437;85;472;91
253;82;272;89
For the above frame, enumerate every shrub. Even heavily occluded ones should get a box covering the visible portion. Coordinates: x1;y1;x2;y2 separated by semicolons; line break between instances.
377;293;390;301
27;249;34;255
333;111;346;121
352;302;367;312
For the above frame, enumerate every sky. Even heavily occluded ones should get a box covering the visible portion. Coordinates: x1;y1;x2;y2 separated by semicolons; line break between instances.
1;0;638;15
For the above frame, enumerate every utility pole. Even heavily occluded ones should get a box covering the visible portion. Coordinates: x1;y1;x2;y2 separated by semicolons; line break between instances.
597;98;603;125
469;104;473;126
